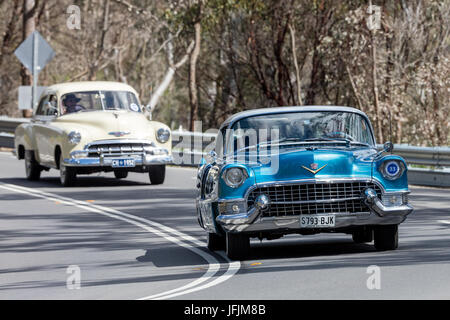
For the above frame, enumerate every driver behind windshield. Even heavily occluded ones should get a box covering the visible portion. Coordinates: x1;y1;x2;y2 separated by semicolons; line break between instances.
287;119;314;140
62;94;85;114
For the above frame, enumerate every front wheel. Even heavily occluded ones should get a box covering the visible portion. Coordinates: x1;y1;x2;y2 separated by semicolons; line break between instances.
226;232;250;261
374;225;398;251
24;150;41;181
207;232;226;251
352;228;373;244
114;171;128;179
148;165;165;185
59;157;77;187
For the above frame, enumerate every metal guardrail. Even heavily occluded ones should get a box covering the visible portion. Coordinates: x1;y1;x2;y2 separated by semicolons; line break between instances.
0;116;30;133
1;117;449;187
0;133;15;149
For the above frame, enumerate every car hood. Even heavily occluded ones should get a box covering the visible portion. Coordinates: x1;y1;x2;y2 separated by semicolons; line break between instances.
55;110;154;140
237;147;377;183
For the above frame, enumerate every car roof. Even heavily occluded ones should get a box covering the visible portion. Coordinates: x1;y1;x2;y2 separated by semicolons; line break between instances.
221;106;370;128
43;81;139;98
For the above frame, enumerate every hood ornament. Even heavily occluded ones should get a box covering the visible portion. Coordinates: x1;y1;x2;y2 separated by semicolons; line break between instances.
108;131;130;137
302;163;327;175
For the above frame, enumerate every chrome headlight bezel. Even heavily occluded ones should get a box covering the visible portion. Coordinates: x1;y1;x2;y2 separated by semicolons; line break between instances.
156;128;170;143
379;159;406;181
68;131;81;144
222;167;249;188
205;167;219;197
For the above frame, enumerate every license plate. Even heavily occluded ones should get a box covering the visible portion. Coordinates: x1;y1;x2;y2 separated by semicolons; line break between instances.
300;215;335;228
111;158;135;168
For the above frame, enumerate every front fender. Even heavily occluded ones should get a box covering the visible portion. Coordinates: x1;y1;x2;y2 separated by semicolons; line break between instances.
373;155;409;192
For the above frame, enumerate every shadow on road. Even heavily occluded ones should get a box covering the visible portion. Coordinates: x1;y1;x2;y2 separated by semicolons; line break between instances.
1;176;450;291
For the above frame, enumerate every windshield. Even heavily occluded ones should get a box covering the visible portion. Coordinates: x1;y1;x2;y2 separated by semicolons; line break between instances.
227;111;375;154
60;91;141;115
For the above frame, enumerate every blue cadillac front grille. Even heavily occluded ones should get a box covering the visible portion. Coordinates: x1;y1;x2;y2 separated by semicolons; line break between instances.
247;181;382;217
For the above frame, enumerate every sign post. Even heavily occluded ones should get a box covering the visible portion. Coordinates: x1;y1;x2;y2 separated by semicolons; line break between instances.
14;31;55;111
32;32;38;112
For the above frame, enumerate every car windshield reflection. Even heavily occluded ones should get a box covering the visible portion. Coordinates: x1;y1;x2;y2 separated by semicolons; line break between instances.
227;111;375;154
61;90;141;115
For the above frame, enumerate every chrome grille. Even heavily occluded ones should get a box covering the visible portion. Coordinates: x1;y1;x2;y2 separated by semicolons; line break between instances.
247;181;382;217
86;142;153;157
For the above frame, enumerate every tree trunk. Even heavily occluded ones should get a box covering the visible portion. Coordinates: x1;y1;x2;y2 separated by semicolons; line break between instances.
147;39;194;115
189;21;201;131
369;0;383;143
288;23;303;105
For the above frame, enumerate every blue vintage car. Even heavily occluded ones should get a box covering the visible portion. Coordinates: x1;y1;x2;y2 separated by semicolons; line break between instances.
196;106;413;260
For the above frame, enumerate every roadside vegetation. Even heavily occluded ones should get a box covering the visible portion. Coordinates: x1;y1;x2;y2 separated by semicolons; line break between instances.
0;0;448;146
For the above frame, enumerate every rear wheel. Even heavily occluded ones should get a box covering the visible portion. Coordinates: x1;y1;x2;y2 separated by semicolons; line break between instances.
24;150;41;181
114;171;128;179
226;232;250;260
59;157;77;187
374;225;399;251
149;165;165;185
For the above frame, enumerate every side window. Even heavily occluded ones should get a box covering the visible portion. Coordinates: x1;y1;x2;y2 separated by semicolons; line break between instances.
35;96;49;116
45;95;58;116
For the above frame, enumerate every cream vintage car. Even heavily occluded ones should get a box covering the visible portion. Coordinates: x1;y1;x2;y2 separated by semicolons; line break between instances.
15;81;172;186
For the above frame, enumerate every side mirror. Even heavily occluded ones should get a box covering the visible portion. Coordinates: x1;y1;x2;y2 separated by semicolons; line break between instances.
383;141;393;153
145;104;154;120
145;104;156;113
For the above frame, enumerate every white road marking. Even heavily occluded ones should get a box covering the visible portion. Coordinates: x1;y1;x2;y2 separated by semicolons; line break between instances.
438;220;450;225
0;183;240;300
145;254;240;300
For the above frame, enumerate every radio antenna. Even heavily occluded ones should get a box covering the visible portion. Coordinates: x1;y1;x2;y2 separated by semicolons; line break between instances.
388;108;393;153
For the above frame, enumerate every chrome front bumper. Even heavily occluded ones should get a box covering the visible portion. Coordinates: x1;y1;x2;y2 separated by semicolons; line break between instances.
63;153;173;167
216;188;413;233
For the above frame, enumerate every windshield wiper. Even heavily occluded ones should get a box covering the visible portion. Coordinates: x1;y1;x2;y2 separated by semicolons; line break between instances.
232;137;370;154
303;137;370;147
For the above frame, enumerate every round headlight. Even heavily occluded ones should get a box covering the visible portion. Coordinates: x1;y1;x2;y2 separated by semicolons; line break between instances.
380;160;405;180
156;128;170;143
222;167;248;188
68;131;81;144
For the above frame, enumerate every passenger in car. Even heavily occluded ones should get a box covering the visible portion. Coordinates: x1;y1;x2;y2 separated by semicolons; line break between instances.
62;94;85;114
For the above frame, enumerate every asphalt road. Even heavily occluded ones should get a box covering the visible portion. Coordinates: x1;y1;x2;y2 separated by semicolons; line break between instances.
0;151;449;300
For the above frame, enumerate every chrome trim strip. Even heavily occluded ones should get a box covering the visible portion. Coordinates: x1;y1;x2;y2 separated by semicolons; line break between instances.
218;198;246;203
269;197;363;205
259;211;371;220
84;139;155;150
63;154;173;167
